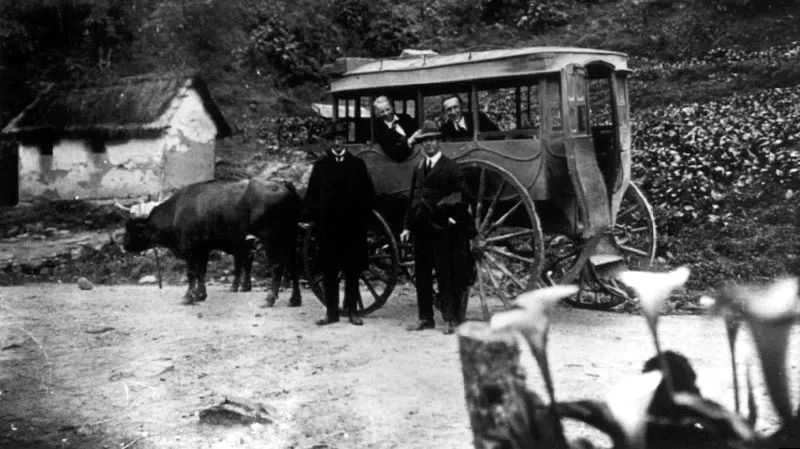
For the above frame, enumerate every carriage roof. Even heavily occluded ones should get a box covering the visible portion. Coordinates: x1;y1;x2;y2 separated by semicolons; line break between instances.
330;47;629;94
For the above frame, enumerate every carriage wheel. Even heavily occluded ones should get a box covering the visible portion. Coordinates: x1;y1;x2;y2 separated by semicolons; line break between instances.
460;160;545;321
302;210;400;316
546;182;657;310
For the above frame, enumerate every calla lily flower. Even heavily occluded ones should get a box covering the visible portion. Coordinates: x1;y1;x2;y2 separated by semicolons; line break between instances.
491;285;580;449
605;370;663;449
617;266;691;327
618;267;691;398
711;278;799;426
701;292;745;413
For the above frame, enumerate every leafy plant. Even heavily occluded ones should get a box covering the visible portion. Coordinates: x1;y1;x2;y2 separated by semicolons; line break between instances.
488;272;800;448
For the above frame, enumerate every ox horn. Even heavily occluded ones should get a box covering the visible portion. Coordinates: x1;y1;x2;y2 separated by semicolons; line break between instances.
113;200;131;212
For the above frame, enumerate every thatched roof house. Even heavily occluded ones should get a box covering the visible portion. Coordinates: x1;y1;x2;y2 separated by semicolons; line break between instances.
0;73;232;204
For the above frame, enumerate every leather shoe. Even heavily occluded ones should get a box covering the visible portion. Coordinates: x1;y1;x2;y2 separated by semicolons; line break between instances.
315;317;339;326
348;314;363;326
406;320;435;331
443;320;457;335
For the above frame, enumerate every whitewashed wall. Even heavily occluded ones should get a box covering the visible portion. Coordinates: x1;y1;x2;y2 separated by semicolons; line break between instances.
16;87;218;201
161;88;216;193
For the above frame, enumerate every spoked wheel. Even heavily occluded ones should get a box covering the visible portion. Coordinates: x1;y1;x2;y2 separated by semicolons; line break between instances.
544;182;657;310
461;160;545;321
302;210;400;316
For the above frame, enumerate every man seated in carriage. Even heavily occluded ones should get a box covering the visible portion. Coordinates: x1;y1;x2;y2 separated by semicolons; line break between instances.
438;94;499;141
373;95;419;161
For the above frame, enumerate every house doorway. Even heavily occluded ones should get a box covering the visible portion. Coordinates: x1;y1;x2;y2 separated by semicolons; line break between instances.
0;142;19;206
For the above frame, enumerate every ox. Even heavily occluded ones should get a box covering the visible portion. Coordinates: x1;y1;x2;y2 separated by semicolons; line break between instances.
115;179;302;306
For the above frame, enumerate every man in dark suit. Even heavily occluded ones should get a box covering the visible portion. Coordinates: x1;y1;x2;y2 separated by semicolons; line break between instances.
438;94;500;141
400;120;476;335
304;121;376;326
373;96;418;161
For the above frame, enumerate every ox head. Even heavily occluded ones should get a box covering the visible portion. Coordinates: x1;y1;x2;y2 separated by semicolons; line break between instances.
114;200;162;253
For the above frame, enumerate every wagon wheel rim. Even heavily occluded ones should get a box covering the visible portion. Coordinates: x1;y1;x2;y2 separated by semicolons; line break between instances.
460;160;545;321
302;210;399;316
550;181;657;310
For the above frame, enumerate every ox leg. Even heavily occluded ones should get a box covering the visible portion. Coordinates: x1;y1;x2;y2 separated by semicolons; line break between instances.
260;240;279;307
242;240;254;292
182;263;197;305
193;252;209;302
230;253;243;293
288;256;302;307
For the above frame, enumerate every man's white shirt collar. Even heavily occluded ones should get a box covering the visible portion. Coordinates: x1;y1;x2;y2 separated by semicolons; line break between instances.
425;151;442;168
384;115;406;136
455;116;467;131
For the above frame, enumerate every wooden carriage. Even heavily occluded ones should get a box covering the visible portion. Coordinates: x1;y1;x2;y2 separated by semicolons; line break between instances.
303;47;657;318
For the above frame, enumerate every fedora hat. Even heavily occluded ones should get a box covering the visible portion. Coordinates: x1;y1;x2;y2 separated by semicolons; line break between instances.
411;120;441;141
320;121;349;140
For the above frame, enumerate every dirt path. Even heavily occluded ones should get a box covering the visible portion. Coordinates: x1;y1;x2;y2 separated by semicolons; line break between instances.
0;284;797;449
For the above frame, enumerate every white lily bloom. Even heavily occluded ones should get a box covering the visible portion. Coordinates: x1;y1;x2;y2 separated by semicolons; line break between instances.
618;266;691;325
514;285;580;312
605;370;663;449
742;277;799;321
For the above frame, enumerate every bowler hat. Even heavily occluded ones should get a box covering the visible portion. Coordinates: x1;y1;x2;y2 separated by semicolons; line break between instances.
411;120;441;141
320;121;349;140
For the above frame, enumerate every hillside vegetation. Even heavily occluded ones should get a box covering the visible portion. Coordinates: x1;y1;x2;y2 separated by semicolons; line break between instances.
1;0;798;307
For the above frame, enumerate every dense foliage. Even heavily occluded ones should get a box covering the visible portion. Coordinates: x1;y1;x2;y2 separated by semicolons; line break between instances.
632;85;800;234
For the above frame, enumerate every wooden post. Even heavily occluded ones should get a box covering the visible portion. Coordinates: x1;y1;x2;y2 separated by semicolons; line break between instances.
458;322;557;449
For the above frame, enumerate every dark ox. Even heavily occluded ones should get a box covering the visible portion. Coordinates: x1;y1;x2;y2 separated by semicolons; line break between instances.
117;179;302;306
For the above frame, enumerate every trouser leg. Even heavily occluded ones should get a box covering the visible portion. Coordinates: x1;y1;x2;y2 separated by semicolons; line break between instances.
413;232;435;322
343;268;361;314
433;233;455;322
322;267;340;320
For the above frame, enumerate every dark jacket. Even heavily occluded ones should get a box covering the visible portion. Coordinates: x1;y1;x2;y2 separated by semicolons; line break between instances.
374;113;418;161
439;112;500;141
403;154;473;236
305;150;376;271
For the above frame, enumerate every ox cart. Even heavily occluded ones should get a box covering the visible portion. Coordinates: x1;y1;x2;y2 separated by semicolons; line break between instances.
302;46;657;319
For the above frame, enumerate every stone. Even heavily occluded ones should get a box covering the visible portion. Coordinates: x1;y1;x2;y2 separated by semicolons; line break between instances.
138;275;158;284
77;277;93;290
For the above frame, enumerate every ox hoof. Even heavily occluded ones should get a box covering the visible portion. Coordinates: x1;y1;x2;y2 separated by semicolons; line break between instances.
241;284;252;292
260;294;277;308
229;285;239;293
181;297;195;306
193;292;207;302
288;297;302;307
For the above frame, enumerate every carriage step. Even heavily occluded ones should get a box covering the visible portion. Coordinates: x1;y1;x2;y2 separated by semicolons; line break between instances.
589;254;626;280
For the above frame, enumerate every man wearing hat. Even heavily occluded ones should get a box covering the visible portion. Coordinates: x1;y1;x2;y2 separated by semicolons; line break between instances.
304;121;376;326
400;120;476;335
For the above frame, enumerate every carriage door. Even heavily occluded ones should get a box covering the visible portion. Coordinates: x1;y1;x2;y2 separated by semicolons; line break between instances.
562;64;611;237
609;72;632;219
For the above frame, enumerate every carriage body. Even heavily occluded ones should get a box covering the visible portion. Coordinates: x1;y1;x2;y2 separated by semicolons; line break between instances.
304;47;657;315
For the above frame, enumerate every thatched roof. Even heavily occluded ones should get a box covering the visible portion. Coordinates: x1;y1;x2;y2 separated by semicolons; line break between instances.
1;73;232;141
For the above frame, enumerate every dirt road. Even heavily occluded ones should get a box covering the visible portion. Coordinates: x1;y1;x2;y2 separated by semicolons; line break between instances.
0;284;797;449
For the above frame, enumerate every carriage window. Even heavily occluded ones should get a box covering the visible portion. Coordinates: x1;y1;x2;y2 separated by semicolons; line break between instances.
477;83;541;140
546;78;563;132
422;91;471;140
334;97;371;143
589;78;614;127
575;75;588;134
393;99;416;118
